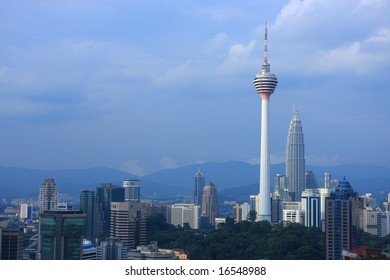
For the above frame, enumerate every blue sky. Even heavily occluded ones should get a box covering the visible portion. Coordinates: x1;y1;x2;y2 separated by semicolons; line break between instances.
0;0;389;175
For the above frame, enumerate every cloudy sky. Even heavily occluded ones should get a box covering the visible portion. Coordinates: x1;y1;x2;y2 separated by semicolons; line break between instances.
0;0;389;175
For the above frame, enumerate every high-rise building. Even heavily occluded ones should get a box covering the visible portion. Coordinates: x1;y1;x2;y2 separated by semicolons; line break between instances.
123;179;141;202
0;218;24;260
38;178;58;214
253;24;278;221
286;110;305;201
194;169;205;207
301;189;321;228
170;204;200;229
201;182;218;225
96;183;124;237
80;189;104;243
360;208;381;236
110;201;147;249
325;178;361;260
20;204;33;220
305;171;318;189
96;237;127;260
37;210;86;260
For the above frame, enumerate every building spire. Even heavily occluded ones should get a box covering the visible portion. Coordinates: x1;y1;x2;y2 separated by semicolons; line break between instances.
264;22;268;65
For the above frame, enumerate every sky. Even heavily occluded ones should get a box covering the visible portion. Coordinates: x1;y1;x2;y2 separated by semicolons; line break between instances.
0;0;389;175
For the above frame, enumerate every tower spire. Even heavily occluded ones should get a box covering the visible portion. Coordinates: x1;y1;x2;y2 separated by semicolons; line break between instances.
264;22;268;65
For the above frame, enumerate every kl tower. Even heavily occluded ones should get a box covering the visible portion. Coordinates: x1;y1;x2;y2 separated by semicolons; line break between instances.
253;23;278;222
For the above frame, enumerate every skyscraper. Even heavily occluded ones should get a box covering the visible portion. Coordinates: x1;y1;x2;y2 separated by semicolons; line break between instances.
37;210;86;260
110;201;147;249
80;189;104;243
253;23;278;222
286;110;305;201
301;189;321;228
123;179;141;202
194;169;205;207
325;178;360;260
201;182;218;225
38;178;58;214
96;183;124;237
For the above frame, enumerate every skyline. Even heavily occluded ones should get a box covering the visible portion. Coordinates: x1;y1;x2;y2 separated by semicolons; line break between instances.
0;1;389;175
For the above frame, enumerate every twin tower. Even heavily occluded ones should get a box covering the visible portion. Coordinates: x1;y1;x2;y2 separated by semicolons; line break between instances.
254;24;304;221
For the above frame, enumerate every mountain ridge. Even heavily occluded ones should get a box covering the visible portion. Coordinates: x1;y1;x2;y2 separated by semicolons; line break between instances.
0;161;389;200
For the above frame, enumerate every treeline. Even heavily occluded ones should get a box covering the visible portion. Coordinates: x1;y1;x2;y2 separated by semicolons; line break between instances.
147;214;326;260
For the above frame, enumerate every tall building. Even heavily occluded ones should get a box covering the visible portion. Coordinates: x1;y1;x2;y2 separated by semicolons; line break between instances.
305;171;318;189
96;183;124;237
0;218;24;260
96;237;127;260
201;182;218;225
123;179;141;202
170;204;199;229
80;189;104;243
20;204;33;220
194;169;205;207
253;23;278;221
301;189;321;228
37;210;86;260
38;178;58;214
325;178;361;260
286;110;305;201
360;208;381;236
110;201;147;249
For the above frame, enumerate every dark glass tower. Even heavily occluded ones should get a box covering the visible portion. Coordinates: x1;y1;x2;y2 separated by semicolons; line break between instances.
194;169;205;206
286;110;305;201
38;211;86;260
80;190;104;243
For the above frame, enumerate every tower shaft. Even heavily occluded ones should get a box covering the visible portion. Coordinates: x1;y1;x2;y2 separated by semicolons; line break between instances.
253;23;278;222
259;97;271;221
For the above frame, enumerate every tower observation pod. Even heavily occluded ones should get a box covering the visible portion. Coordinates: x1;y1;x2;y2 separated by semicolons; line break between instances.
253;23;278;221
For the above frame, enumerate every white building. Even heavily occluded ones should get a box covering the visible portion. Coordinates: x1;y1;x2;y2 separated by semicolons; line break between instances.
301;189;321;228
38;178;58;214
170;204;199;229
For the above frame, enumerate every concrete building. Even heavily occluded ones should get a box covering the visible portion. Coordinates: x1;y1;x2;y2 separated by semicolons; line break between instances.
127;241;174;260
253;24;278;221
110;201;147;249
38;178;58;214
301;189;321;228
201;182;218;226
360;208;381;236
171;204;199;229
20;204;33;220
97;237;127;260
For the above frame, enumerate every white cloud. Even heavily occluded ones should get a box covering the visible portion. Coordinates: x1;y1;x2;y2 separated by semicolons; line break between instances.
159;156;179;170
218;40;256;74
204;32;228;53
121;160;146;176
153;60;195;88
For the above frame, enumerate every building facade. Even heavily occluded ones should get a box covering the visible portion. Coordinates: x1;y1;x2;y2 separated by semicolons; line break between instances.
201;182;218;226
80;189;104;243
301;189;321;228
286;110;305;202
38;178;58;214
194;170;205;207
171;204;199;229
325;179;361;260
123;179;141;202
110;201;147;249
37;210;86;260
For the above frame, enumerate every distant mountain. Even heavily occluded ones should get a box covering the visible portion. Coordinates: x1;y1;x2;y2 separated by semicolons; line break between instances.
0;161;389;201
